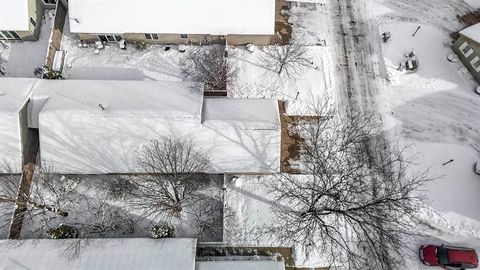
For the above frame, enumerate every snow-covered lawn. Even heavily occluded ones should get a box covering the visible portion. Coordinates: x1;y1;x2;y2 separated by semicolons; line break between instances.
377;21;480;267
0;10;53;77
20;174;223;242
224;175;328;267
228;3;335;115
228;45;334;115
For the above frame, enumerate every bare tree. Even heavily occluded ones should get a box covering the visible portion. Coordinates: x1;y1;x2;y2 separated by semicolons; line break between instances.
268;103;432;269
260;41;312;78
183;45;236;90
0;164;78;236
128;136;211;221
74;195;134;238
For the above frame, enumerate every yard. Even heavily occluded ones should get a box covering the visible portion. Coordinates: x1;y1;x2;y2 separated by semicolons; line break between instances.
0;10;54;77
18;172;224;245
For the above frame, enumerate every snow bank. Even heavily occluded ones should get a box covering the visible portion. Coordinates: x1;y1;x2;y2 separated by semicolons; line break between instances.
0;238;196;270
0;78;36;173
0;0;29;31
69;0;275;35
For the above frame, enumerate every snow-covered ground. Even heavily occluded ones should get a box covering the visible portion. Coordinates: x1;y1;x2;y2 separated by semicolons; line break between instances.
20;174;223;242
466;0;480;9
61;17;191;81
0;10;53;77
378;19;480;235
228;45;334;115
228;3;335;115
225;0;480;268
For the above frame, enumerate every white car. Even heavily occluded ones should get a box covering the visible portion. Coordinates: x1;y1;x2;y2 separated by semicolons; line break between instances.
475;161;480;175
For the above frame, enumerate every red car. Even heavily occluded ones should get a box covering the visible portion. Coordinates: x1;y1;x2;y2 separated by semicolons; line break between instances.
419;244;478;269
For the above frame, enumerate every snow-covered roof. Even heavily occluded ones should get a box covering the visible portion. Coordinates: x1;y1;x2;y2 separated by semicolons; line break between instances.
28;79;280;174
0;78;36;173
0;0;29;31
202;98;280;130
460;23;480;44
68;0;275;35
0;238;196;270
196;261;285;270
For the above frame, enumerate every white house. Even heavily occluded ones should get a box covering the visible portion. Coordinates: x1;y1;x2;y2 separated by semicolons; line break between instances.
196;261;285;270
0;0;49;41
68;0;277;45
0;78;36;173
0;238;197;270
28;79;281;174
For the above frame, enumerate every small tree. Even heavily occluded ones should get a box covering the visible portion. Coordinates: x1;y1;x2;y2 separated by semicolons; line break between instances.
183;46;236;90
260;41;312;79
268;103;432;269
0;164;77;234
128;136;211;220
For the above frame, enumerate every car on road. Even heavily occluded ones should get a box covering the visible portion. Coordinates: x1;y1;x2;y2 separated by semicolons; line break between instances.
419;244;478;269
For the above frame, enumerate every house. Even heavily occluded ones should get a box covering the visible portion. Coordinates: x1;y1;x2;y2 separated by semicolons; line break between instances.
196;261;285;270
452;23;480;83
0;238;287;270
0;238;197;270
0;78;36;173
0;0;57;41
67;0;277;45
27;79;281;174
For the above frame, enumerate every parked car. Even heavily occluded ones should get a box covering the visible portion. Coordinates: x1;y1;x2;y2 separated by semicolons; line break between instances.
419;244;478;269
474;161;480;175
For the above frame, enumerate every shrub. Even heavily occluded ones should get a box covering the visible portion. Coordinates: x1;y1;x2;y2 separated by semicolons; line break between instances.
47;224;79;239
133;41;147;51
149;225;175;239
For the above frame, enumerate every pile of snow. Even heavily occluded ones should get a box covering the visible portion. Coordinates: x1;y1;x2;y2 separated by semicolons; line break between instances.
0;238;197;270
69;0;275;35
0;78;37;173
0;0;29;31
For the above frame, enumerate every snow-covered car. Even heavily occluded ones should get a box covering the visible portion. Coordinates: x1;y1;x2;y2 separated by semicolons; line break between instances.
419;244;478;269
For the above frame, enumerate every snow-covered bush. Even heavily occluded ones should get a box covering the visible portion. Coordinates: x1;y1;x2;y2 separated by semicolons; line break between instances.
47;224;79;239
149;225;175;239
133;41;147;51
42;65;62;80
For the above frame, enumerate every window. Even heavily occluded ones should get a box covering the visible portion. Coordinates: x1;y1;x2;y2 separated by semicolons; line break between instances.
144;33;159;40
43;0;57;4
0;31;21;40
459;41;474;58
97;35;122;42
180;34;188;39
470;56;480;72
30;17;37;28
